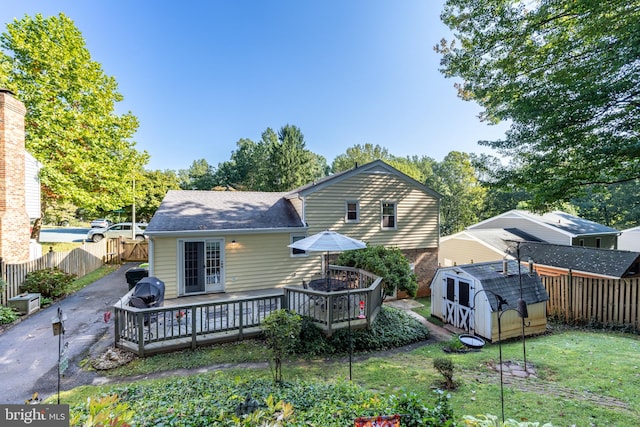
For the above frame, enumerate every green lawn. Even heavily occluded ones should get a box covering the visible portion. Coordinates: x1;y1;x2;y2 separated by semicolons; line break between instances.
66;322;640;426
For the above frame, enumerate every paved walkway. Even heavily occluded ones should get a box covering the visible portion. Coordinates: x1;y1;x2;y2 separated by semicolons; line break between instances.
0;263;135;404
0;268;451;404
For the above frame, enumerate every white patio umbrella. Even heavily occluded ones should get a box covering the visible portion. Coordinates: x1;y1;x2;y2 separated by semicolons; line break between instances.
288;230;366;278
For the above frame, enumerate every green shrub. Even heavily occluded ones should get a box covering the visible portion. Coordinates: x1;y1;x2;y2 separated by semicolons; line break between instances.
433;357;456;390
20;268;75;299
0;306;19;325
293;306;430;356
336;244;418;297
391;390;455;427
260;309;302;383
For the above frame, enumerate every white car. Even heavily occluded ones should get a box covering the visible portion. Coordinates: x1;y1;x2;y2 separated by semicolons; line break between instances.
90;218;112;228
86;222;147;242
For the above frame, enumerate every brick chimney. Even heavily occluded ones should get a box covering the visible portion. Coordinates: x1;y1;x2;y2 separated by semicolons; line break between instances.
0;89;30;263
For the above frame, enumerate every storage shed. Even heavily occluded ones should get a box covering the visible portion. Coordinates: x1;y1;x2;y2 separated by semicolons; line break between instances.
430;260;549;342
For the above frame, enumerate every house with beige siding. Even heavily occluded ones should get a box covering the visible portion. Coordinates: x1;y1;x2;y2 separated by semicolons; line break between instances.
468;210;620;249
144;160;441;299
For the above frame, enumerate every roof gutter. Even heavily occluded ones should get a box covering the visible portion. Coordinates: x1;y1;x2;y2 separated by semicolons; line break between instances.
145;226;308;238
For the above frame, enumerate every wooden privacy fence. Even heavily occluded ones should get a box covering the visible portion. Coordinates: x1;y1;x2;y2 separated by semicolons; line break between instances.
0;238;119;306
541;275;640;330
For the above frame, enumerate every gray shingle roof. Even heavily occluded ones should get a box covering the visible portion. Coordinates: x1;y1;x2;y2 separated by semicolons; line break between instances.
145;190;304;234
520;242;640;278
465;228;544;254
521;210;619;236
457;260;549;312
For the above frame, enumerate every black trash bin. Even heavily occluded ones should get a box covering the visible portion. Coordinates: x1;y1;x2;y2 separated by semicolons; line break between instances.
126;267;149;290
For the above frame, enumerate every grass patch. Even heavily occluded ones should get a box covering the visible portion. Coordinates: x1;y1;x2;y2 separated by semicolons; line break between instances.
66;264;119;294
104;340;270;377
413;296;444;326
67;327;640;426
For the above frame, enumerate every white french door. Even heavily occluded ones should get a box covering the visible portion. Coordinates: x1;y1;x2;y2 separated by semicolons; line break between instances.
181;239;225;294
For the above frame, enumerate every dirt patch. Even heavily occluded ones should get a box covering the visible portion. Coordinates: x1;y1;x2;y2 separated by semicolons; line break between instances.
91;347;137;370
462;361;631;412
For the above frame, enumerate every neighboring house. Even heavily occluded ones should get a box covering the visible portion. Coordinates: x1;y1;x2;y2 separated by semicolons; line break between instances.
467;210;620;249
144;160;441;300
24;151;42;221
440;227;640;280
439;228;543;267
430;260;549;342
618;226;640;252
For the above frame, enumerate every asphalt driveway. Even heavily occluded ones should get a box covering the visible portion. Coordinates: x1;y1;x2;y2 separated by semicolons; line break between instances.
0;263;135;404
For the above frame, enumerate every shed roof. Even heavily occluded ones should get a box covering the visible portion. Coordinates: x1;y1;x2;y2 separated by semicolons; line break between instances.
455;260;549;312
145;190;304;234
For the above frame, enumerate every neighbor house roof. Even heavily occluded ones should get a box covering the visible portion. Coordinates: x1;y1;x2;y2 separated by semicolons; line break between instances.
469;210;620;237
145;190;304;236
442;228;544;256
454;260;549;312
523;242;640;278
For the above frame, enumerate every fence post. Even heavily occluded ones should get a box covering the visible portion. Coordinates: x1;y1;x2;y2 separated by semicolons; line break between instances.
137;312;145;357
567;269;573;322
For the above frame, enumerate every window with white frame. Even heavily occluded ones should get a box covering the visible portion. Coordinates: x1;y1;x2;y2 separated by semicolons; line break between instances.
290;234;308;257
345;200;359;223
381;201;397;229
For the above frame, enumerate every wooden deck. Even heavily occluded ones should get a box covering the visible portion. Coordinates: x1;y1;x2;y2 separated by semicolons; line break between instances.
114;266;383;356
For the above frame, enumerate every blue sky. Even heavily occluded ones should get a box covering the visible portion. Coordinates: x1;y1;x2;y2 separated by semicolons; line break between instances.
1;1;508;171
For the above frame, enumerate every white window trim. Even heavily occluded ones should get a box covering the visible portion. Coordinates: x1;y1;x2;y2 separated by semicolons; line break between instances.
381;200;397;230
345;200;360;223
290;234;308;257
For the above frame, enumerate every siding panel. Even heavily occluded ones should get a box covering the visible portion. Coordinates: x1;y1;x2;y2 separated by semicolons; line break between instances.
304;173;438;249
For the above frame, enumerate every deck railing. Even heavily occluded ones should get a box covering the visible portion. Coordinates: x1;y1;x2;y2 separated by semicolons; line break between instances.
114;292;284;356
283;266;384;335
113;266;383;356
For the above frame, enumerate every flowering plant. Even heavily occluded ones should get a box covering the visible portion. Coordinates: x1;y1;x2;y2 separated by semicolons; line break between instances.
176;311;186;322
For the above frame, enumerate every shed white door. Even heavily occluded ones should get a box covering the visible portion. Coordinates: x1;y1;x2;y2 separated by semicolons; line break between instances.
443;276;472;330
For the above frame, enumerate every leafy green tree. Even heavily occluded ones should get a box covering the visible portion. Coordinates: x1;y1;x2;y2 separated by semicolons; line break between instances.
264;124;322;191
432;152;486;235
436;1;640;207
131;169;180;222
0;13;148;237
571;180;640;229
331;143;393;173
215;125;326;191
178;159;216;190
214;138;267;190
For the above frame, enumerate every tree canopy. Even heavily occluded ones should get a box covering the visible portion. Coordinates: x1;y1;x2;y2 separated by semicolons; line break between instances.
0;13;148;230
214;125;326;192
436;0;640;207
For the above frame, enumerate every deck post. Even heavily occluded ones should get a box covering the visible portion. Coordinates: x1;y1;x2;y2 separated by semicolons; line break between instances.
137;311;145;357
238;302;244;339
191;306;197;349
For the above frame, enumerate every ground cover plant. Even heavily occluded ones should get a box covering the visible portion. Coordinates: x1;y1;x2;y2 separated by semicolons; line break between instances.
66;325;640;426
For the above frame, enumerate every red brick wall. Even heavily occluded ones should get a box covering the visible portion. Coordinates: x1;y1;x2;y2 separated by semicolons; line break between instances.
0;90;30;263
402;247;437;297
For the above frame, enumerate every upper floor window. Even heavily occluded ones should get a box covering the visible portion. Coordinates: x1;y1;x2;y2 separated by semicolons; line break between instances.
381;201;397;230
345;201;359;223
290;234;308;257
